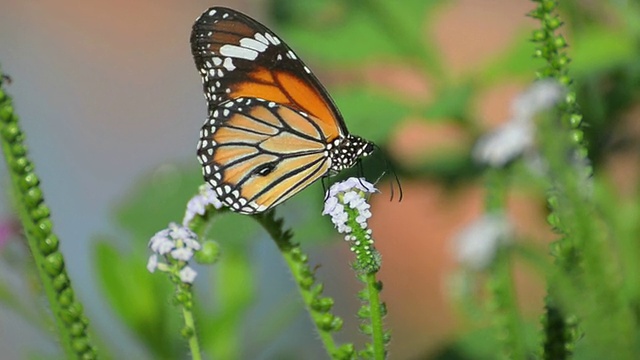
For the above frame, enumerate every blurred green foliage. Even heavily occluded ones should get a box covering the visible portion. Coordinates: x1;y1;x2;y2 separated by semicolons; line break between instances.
2;0;640;358
91;0;640;358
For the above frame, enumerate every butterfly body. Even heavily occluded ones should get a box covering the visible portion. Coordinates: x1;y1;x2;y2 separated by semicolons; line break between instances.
192;7;373;214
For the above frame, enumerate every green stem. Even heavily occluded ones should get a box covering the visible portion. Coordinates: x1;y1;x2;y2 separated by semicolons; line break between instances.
484;167;527;358
182;297;202;360
0;71;97;358
488;250;527;359
365;273;385;360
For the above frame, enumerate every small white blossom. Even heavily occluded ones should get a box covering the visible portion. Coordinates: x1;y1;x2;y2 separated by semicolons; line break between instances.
512;79;565;120
323;178;376;235
147;222;202;280
453;214;513;270
149;231;175;255
148;229;170;249
171;247;194;261
179;266;198;284
169;223;195;241
327;177;377;198
147;254;158;273
183;184;224;225
474;80;564;167
473;120;534;167
183;238;202;251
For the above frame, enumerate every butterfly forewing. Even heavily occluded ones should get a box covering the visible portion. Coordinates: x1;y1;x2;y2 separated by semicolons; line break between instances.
191;7;347;139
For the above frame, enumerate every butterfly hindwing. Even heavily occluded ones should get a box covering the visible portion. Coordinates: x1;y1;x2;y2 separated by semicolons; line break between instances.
197;97;331;214
191;7;346;140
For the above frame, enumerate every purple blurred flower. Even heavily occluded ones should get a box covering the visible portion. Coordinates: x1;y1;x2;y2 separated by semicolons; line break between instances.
0;218;20;248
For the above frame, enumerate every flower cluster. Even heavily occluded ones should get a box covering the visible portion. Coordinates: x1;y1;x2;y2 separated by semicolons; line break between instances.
473;79;565;167
453;213;513;270
322;178;377;236
323;178;382;272
148;222;201;283
183;184;224;225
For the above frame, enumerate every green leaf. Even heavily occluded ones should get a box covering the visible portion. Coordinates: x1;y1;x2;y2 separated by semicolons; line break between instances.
93;239;182;357
273;0;445;66
201;248;256;359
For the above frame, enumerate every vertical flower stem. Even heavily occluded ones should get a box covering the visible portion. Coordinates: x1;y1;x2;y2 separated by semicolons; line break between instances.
181;295;202;360
483;169;527;358
487;249;527;360
0;71;97;358
529;2;585;356
364;272;385;360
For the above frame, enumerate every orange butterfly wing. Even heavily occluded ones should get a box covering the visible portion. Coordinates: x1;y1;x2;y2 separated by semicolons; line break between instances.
197;98;331;213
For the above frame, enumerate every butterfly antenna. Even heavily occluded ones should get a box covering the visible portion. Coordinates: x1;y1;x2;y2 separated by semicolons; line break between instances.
357;160;368;189
373;144;403;202
322;175;329;201
392;165;403;202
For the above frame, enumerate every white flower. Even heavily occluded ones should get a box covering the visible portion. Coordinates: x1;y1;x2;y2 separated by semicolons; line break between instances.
512;79;565;121
171;247;194;261
169;223;195;241
328;177;377;198
179;266;198;284
183;237;202;251
473;120;534;167
453;214;512;270
183;184;224;225
147;254;158;273
322;196;339;215
147;222;201;280
149;231;175;255
323;177;376;235
474;80;564;167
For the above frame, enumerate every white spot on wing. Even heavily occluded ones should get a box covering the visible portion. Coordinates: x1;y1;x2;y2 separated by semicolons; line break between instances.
254;33;269;45
223;57;236;71
240;38;269;52
265;33;281;45
220;44;258;60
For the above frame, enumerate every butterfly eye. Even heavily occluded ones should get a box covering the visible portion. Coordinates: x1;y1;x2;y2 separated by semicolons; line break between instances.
254;161;278;176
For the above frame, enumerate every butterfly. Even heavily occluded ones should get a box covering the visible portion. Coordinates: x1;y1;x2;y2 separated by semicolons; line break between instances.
191;7;375;214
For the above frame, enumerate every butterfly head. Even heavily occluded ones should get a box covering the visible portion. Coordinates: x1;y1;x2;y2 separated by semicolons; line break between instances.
328;135;375;173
